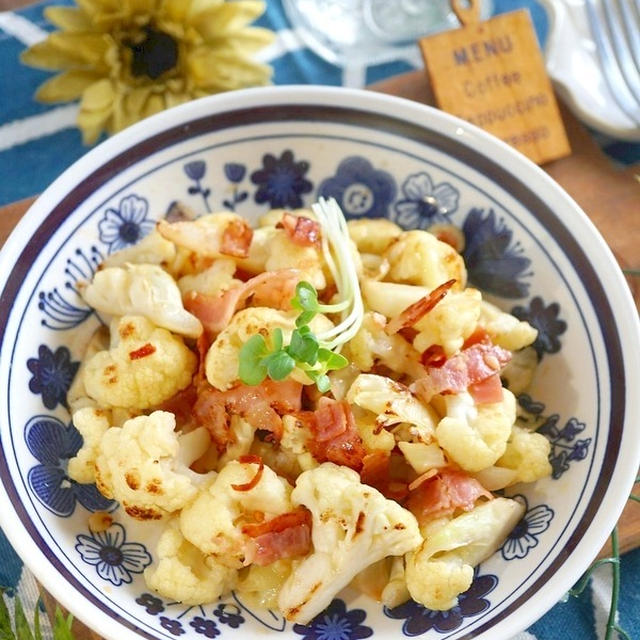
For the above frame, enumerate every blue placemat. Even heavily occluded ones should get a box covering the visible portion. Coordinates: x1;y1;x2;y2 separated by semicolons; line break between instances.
0;1;638;639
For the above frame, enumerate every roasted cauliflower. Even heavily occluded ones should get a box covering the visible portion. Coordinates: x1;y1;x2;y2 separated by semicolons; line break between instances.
83;315;196;409
94;411;212;520
277;463;422;623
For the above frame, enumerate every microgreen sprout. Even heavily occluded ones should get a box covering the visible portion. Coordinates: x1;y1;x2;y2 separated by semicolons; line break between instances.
238;198;362;392
238;289;349;392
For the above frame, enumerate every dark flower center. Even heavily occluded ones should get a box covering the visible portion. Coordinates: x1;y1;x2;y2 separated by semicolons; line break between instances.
99;545;124;566
419;195;440;218
129;27;178;80
509;519;529;539
119;220;141;243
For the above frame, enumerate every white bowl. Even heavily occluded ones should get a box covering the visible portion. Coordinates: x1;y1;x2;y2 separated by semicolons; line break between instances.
0;86;638;640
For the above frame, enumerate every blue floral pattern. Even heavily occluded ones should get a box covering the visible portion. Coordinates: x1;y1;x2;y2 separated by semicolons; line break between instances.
38;247;102;331
223;162;249;211
184;160;212;212
251;150;312;208
511;296;567;360
75;523;151;586
161;617;186;636
294;599;373;640
99;194;155;253
190;616;221;637
318;156;396;219
214;603;245;628
136;592;165;615
462;208;531;298
393;172;459;229
501;495;554;560
384;571;498;635
25;415;115;516
27;345;79;410
518;394;592;479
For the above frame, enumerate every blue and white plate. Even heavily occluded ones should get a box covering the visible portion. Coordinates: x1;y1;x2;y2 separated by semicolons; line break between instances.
0;86;638;640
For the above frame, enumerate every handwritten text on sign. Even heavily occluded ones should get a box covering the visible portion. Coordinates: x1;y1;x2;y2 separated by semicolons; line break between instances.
420;10;570;164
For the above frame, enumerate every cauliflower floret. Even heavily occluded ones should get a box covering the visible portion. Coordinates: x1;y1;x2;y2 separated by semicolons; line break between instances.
384;230;466;289
413;288;483;356
347;218;402;255
347;373;438;434
501;346;538;395
67;407;111;484
236;559;293;610
204;307;332;391
405;497;524;610
95;411;213;520
81;264;202;338
180;459;293;568
100;229;176;269
67;325;110;413
478;300;538;351
435;389;516;473
145;520;236;605
83;316;196;409
362;280;430;318
216;415;256;470
177;257;242;297
235;226;277;274
157;212;251;259
277;462;421;623
345;312;425;381
264;230;326;290
397;441;447;475
353;409;395;453
494;425;552;484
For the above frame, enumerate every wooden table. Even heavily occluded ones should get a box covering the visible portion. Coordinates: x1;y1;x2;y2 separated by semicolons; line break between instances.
0;6;637;629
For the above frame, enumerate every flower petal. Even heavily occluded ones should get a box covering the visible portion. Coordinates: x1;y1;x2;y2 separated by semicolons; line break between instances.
203;27;275;54
35;70;104;102
28;466;76;517
403;172;434;200
190;1;267;37
187;50;272;90
21;39;88;71
45;32;111;66
44;6;93;31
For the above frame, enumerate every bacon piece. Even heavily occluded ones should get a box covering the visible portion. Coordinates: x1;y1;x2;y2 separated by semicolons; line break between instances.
184;269;303;337
237;268;301;310
193;380;303;450
412;339;511;403
277;212;321;246
184;288;244;337
468;372;504;404
386;279;456;335
158;384;199;431
232;455;264;491
360;451;412;502
221;218;253;258
305;399;366;471
404;468;493;525
243;509;312;566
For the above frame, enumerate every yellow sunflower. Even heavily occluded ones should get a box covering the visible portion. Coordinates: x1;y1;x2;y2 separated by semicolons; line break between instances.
21;0;275;144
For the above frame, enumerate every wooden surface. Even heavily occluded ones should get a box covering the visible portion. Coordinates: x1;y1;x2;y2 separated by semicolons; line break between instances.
0;71;638;638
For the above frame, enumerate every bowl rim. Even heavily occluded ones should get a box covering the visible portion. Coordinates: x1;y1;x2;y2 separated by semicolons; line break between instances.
0;84;638;640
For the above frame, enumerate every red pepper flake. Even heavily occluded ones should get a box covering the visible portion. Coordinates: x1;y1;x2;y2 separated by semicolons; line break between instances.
232;455;265;491
421;344;447;368
385;279;456;335
129;343;156;360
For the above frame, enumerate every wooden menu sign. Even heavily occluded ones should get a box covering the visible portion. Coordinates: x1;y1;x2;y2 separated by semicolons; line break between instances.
420;0;571;164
